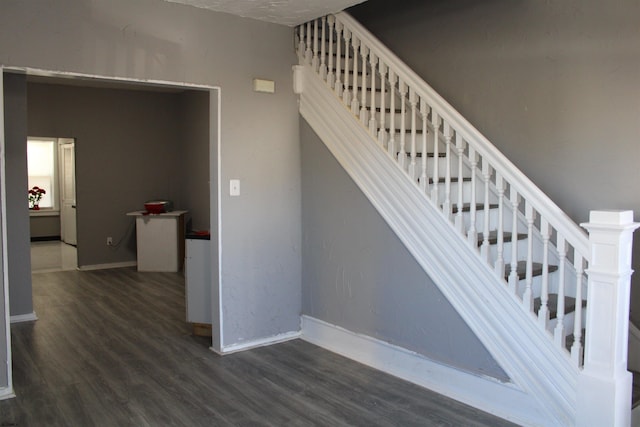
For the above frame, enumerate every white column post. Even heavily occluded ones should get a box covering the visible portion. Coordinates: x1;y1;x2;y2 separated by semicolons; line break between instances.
577;210;639;427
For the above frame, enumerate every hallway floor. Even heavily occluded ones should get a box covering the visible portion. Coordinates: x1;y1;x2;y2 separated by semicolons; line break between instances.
30;240;77;272
1;268;515;426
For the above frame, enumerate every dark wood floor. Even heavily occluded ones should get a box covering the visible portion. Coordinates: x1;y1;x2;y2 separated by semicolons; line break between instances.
1;268;516;426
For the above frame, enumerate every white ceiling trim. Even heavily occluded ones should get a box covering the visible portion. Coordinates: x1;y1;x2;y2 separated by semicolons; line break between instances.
161;0;366;26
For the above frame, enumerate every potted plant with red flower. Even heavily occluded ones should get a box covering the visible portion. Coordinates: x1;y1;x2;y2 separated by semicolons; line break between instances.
28;186;46;210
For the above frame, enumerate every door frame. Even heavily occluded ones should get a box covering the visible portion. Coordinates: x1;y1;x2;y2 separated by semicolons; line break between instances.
0;66;222;396
58;138;77;246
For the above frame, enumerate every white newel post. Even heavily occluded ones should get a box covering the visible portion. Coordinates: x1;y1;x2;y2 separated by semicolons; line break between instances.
577;210;639;427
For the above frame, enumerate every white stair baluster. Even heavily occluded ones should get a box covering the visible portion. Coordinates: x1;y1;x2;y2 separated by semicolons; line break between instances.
397;80;407;169
466;146;477;246
419;99;428;193
554;236;567;347
387;70;396;157
571;254;584;365
443;123;452;219
480;160;491;261
431;111;440;203
351;36;360;113
508;187;519;293
319;17;327;79
494;173;505;276
312;19;319;70
377;61;387;146
326;16;335;88
455;134;465;233
360;45;369;125
298;24;305;57
538;217;550;330
305;21;312;64
342;29;351;104
522;202;535;311
334;22;343;97
408;88;418;180
368;53;378;134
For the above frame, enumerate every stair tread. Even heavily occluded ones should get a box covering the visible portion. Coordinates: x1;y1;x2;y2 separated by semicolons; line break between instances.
453;203;499;213
429;176;472;184
476;231;527;246
533;293;585;319
505;261;559;281
397;151;446;158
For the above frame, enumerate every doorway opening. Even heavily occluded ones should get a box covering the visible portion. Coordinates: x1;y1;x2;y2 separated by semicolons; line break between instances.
1;67;222;398
28;137;78;273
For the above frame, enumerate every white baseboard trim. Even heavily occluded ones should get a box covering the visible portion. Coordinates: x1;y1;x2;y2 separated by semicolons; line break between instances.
10;311;38;323
0;386;15;401
301;315;542;427
212;330;301;356
78;261;137;271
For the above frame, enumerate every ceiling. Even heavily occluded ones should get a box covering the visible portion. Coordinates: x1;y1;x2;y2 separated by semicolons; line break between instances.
161;0;367;26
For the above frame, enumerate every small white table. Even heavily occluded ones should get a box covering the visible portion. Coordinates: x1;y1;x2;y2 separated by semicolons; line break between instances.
127;210;188;272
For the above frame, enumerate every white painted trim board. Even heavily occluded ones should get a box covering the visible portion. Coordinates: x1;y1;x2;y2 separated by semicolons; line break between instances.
301;315;542;427
211;330;300;356
78;261;137;271
0;386;15;401
10;311;38;324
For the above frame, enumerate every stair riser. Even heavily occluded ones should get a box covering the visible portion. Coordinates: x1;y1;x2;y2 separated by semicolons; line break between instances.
334;87;395;109
484;238;530;265
396;155;472;181
512;264;585;302
547;310;586;334
380;111;426;131
432;181;500;208
451;208;508;236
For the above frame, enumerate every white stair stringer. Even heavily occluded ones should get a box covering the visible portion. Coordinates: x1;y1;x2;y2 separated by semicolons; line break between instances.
297;63;579;426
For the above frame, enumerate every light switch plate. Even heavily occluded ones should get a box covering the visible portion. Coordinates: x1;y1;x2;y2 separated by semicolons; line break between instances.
230;179;240;196
253;78;275;93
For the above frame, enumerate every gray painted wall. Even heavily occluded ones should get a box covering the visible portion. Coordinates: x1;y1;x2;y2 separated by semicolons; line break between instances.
28;82;183;267
301;119;508;381
0;0;300;348
4;73;33;317
349;0;640;320
178;91;210;232
30;216;61;239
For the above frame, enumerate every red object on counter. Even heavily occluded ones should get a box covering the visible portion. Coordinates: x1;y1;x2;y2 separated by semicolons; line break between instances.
144;200;172;214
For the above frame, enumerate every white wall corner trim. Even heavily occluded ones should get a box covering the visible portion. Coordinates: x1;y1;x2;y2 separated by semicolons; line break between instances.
0;386;15;401
212;330;301;356
78;261;137;271
301;315;543;427
10;311;38;324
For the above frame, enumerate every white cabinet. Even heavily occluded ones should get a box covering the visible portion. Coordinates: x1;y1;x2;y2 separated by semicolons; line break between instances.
185;237;212;324
127;210;188;272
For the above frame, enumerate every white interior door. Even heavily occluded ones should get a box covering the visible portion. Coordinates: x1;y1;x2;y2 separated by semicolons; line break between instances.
59;139;77;246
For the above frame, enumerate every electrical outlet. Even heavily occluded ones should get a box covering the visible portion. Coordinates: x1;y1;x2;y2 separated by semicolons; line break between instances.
107;237;113;246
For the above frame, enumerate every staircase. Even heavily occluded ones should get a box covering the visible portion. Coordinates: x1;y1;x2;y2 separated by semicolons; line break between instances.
294;11;638;427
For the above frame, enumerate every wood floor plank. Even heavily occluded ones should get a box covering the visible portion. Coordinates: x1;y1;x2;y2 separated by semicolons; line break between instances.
0;268;516;426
